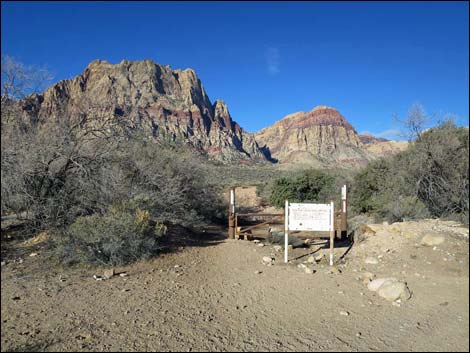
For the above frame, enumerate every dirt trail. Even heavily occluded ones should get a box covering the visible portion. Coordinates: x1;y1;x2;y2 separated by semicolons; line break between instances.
1;221;469;352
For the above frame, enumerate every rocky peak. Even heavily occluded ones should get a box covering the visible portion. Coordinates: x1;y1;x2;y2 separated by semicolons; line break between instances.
255;106;363;166
19;59;269;162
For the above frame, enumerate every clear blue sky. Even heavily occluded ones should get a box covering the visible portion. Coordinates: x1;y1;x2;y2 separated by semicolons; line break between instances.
2;1;469;138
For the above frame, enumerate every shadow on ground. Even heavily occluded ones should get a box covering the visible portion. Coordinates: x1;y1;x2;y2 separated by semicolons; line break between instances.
159;224;227;255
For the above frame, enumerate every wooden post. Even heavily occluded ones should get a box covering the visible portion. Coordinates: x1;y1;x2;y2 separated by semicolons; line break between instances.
341;185;347;240
330;201;335;266
228;188;236;239
284;200;289;263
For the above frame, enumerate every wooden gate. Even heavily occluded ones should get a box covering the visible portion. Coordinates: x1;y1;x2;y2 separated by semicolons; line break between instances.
227;185;348;241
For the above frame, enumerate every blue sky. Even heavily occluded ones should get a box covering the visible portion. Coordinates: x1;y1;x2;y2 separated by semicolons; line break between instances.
2;1;468;139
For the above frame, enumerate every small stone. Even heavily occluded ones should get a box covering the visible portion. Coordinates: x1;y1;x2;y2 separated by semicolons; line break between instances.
297;263;307;269
174;265;180;268
364;257;379;265
421;234;445;247
262;256;273;264
307;256;315;263
254;270;262;275
367;277;398;292
257;243;265;247
103;269;115;279
329;266;341;275
253;239;260;244
361;272;376;285
119;272;128;277
356;332;362;337
304;267;315;274
273;245;282;252
93;275;105;281
29;252;39;257
339;311;349;316
315;254;324;262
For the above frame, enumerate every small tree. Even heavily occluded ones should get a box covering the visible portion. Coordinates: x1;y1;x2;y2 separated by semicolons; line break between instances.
270;169;335;208
394;103;430;142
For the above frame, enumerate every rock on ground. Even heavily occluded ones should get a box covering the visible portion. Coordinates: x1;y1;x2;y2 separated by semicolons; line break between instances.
421;234;445;247
377;281;411;302
367;278;398;292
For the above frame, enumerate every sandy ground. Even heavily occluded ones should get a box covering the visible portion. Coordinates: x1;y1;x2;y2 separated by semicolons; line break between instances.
1;218;469;352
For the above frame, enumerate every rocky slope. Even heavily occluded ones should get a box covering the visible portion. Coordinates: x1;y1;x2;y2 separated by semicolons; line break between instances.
20;59;269;162
358;133;408;158
255;106;407;167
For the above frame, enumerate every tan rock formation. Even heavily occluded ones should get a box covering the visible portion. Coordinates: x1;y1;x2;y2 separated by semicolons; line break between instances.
255;106;408;166
20;59;268;162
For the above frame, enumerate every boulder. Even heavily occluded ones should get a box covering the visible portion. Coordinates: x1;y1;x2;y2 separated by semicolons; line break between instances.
377;281;411;302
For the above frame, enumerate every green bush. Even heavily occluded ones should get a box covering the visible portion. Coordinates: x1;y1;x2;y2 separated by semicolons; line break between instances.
350;121;468;223
55;207;167;266
269;169;336;208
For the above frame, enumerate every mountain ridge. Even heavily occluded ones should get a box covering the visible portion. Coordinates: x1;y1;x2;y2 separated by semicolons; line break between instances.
19;59;407;166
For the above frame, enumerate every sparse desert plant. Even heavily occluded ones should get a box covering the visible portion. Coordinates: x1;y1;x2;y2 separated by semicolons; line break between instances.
55;207;167;266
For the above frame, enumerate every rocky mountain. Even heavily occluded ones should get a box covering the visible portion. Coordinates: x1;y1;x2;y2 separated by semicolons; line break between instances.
19;59;406;166
255;106;407;167
20;59;269;162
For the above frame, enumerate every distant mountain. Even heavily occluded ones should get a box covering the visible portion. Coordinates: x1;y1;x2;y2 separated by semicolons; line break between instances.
19;59;407;167
255;106;407;167
20;59;269;162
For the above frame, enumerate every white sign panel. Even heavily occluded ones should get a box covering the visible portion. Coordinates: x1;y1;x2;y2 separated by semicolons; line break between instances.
288;203;332;231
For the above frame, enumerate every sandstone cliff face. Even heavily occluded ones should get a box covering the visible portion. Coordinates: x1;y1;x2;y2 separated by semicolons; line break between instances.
21;59;268;162
20;59;406;166
255;106;407;167
256;106;368;166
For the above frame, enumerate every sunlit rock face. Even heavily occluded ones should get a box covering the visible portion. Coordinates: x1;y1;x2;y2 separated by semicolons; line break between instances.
20;59;268;162
255;106;407;167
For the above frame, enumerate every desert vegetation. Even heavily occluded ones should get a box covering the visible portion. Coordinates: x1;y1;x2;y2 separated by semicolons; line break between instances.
1;57;226;265
350;118;469;224
1;57;468;268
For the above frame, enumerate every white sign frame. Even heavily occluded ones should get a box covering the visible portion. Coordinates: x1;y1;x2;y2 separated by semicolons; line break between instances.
284;200;335;266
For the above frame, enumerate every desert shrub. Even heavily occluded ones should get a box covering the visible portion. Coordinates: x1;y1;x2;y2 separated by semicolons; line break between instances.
55;207;167;266
350;120;468;223
269;169;336;208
